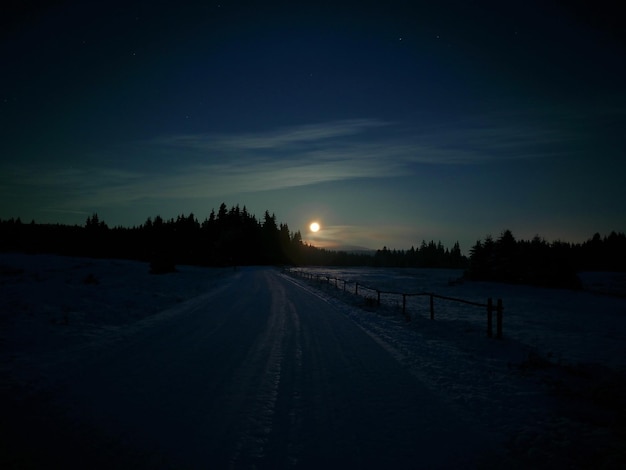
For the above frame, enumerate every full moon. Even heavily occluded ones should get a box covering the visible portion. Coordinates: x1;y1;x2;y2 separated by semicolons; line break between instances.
310;222;320;232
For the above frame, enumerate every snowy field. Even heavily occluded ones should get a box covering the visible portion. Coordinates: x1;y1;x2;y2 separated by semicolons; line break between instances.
286;266;626;467
288;266;626;368
1;253;626;468
286;267;626;468
0;253;234;355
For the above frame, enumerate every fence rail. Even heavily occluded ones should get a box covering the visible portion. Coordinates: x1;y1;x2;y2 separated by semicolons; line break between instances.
285;268;503;339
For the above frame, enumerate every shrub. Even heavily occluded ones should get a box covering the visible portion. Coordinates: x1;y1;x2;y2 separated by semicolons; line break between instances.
149;254;176;274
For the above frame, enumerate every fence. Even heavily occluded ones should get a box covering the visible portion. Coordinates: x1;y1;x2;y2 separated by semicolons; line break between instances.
286;268;503;339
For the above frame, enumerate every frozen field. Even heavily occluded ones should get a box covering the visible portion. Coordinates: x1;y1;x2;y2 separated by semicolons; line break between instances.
0;253;233;354
284;267;626;467
289;266;626;368
1;253;626;468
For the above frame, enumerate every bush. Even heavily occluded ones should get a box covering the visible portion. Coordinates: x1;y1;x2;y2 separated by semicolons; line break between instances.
149;254;176;274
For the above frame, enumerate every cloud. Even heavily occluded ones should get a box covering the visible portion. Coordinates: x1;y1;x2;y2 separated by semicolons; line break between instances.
147;116;567;184
154;118;389;151
305;223;421;250
1;116;575;215
402;117;577;165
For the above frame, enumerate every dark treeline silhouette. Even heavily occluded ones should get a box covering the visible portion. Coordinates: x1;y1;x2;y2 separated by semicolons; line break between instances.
465;229;626;289
372;241;466;268
1;209;624;279
0;208;471;271
0;204;305;268
0;204;466;270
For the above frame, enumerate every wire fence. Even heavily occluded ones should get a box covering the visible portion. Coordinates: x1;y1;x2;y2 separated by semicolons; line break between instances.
285;268;503;339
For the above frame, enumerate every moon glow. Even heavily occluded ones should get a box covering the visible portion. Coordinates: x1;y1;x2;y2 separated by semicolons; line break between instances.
310;222;320;232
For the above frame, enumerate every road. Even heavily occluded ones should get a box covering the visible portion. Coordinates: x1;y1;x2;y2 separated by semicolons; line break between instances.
4;267;498;469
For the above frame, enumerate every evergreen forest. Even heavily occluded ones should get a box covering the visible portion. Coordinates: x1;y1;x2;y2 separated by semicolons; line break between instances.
1;204;624;288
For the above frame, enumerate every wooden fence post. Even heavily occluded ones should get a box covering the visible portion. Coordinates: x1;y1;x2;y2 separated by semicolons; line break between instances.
429;294;434;320
496;299;503;339
487;298;493;338
298;274;500;338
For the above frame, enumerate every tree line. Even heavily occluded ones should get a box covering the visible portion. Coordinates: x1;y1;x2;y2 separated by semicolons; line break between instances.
372;241;466;268
0;204;468;270
465;229;626;289
1;206;624;282
0;203;467;272
1;204;300;268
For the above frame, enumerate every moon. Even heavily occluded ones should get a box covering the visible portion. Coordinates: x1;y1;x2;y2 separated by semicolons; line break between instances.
310;222;320;232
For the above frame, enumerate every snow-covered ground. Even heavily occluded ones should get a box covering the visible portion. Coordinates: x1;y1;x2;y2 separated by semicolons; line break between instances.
0;253;233;354
289;266;626;368
288;266;626;467
1;254;625;468
1;254;237;467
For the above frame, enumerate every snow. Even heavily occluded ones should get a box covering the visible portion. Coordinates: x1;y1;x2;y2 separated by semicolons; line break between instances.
1;253;626;468
0;253;232;360
287;267;626;467
292;266;626;367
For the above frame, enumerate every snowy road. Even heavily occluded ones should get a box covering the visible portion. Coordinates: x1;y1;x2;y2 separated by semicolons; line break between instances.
4;267;498;469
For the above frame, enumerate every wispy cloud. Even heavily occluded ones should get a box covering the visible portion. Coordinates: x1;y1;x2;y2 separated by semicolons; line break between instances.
154;119;389;151
305;223;423;250
2;116;576;214
403;117;577;164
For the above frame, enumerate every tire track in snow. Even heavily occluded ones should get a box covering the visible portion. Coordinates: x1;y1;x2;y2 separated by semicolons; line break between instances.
227;270;302;467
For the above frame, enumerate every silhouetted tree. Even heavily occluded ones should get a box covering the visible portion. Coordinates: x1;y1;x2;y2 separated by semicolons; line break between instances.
466;230;583;288
3;210;624;276
261;211;280;264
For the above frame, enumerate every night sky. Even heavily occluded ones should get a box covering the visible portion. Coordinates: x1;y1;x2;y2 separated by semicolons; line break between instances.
2;1;624;252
